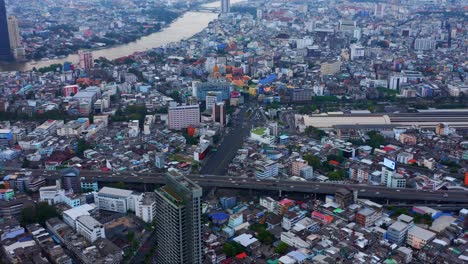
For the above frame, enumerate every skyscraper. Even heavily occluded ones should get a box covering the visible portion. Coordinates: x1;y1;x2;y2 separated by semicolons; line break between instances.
155;169;202;264
0;0;12;61
221;0;230;14
7;15;20;49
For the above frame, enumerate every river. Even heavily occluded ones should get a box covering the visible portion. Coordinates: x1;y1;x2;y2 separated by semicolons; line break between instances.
0;0;244;72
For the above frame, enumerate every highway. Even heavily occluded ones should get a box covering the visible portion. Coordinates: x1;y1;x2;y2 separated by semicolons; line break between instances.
4;168;468;203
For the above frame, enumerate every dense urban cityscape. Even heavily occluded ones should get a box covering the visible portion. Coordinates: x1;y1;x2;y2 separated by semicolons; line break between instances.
0;0;467;263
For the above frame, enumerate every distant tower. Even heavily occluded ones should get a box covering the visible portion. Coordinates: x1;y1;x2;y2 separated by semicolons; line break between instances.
0;0;12;61
221;0;230;14
7;16;20;49
78;50;93;70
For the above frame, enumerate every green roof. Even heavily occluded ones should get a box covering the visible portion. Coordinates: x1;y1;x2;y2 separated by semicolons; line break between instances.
267;260;279;264
333;208;344;213
251;127;267;135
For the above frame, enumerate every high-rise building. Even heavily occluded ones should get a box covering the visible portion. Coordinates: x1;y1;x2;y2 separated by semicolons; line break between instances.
414;38;436;51
155;169;203;264
78;50;94;69
221;0;230;13
168;104;200;130
0;0;12;61
7;16;20;49
212;102;226;126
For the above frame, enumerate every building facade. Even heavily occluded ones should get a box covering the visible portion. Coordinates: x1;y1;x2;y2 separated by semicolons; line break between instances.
168;104;200;130
154;169;203;264
93;187;135;213
0;0;12;61
76;215;105;243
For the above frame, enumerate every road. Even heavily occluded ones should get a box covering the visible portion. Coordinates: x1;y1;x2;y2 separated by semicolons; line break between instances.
4;168;468;203
200;104;267;175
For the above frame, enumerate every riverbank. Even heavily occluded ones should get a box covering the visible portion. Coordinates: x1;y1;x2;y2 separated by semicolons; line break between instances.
0;0;244;72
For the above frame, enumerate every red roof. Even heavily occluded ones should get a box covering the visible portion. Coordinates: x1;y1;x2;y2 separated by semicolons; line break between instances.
408;159;417;163
383;146;395;152
329;160;340;166
235;252;247;259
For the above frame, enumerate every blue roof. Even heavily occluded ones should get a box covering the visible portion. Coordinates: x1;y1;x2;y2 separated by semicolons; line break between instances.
288;250;307;262
259;74;278;86
210;212;229;221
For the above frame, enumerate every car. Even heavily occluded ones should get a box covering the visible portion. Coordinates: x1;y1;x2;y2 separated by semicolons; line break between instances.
256;179;260;182
360;189;366;192
396;189;400;192
290;186;295;188
375;192;380;195
443;193;448;197
242;179;247;182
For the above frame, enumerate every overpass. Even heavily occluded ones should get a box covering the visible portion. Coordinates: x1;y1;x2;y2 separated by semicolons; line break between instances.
190;6;220;13
4;168;468;204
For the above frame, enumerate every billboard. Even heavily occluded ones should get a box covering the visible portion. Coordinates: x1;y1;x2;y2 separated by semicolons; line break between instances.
384;158;396;170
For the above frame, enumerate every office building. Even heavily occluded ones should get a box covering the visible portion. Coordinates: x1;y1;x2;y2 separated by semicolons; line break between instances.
76;215;105;243
221;0;230;13
382;167;406;188
94;187;135;213
155;152;166;169
250;127;275;145
193;81;232;101
406;226;435;249
291;158;308;176
78;50;93;69
350;44;365;60
374;3;385;18
60;168;81;193
205;91;222;110
212;102;226;126
7;16;20;49
62;204;97;230
0;0;12;61
387;214;414;245
135;192;157;223
168;104;200;130
254;159;279;179
300;166;314;180
414;38;436;51
355;207;380;227
154;169;203;264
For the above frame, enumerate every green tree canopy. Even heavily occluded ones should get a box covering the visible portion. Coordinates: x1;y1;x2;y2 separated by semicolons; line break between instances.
222;242;244;257
275;242;289;254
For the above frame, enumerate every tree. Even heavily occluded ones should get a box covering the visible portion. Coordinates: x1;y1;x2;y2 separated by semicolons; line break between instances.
367;131;385;149
22;158;30;168
328;171;344;181
21;202;60;226
257;229;274;245
170;91;180;102
305;126;326;139
77;138;91;155
222;242;244;257
275;242;289;254
304;154;321;169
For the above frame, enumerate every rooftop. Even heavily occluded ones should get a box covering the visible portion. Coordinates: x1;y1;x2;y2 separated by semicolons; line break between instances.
63;204;96;221
77;215;102;229
251;127;267;135
408;226;436;241
98;187;133;198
